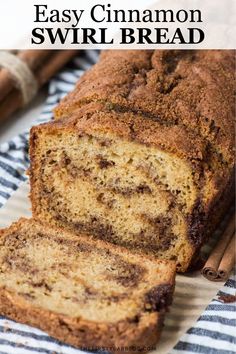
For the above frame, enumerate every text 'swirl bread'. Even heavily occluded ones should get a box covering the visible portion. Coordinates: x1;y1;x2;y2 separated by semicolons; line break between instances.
30;50;235;272
0;218;175;352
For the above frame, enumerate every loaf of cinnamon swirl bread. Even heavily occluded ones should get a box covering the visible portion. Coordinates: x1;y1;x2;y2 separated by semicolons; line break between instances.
30;50;235;272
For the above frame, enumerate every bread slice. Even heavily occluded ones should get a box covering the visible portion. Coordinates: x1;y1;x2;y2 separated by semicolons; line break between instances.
0;218;175;352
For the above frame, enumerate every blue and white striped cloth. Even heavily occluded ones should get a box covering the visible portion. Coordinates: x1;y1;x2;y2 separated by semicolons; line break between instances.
0;50;235;354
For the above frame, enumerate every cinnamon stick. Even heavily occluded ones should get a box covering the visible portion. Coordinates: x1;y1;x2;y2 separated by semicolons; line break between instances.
0;68;15;102
202;213;235;281
218;233;236;280
0;50;78;123
0;50;52;102
0;89;22;122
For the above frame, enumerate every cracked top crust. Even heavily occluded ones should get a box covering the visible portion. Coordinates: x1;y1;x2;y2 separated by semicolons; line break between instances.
55;50;235;166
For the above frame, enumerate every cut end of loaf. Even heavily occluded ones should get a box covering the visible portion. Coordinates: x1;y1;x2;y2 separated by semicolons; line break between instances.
29;109;201;272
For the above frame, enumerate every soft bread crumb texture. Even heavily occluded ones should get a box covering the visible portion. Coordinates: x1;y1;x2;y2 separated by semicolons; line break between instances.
30;124;198;272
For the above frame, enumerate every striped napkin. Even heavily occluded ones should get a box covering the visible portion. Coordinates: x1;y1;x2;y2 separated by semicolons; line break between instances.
0;50;235;354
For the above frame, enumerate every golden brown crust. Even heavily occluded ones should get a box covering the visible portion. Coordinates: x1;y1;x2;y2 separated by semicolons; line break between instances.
0;218;175;353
